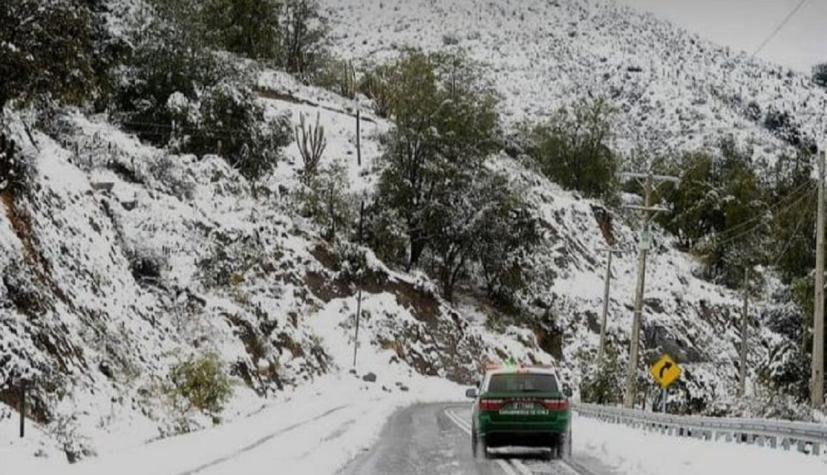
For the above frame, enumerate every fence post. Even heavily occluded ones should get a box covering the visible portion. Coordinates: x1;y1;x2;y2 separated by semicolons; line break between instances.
356;110;362;167
19;382;25;438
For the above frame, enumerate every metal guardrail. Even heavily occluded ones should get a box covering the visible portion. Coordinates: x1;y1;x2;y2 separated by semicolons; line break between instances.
573;403;827;456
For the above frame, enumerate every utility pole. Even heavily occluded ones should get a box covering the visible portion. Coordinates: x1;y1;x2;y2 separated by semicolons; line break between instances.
352;111;365;368
352;201;365;368
622;172;678;409
812;145;825;408
739;267;749;397
597;248;621;371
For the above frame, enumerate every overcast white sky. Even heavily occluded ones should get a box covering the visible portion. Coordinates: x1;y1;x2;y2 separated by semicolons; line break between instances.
616;0;827;73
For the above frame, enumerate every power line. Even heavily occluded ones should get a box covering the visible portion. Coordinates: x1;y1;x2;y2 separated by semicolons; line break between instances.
714;188;813;247
771;188;814;267
752;0;809;56
711;185;815;248
710;180;814;241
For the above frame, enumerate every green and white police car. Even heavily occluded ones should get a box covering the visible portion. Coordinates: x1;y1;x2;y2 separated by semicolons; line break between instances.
466;365;571;460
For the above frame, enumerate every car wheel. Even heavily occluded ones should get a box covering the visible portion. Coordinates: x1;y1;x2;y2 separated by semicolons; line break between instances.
474;433;491;460
549;435;564;460
481;437;492;459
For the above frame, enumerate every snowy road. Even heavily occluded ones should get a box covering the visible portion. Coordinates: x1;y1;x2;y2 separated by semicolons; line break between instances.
338;403;598;475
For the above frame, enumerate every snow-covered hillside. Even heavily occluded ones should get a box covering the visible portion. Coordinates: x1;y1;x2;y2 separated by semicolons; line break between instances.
0;69;560;462
1;0;823;467
323;0;827;160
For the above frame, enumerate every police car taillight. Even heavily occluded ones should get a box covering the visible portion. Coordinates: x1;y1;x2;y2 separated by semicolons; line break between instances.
480;399;505;411
541;399;569;411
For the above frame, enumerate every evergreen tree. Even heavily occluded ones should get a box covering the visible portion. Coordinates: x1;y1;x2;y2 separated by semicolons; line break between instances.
374;52;500;272
201;0;282;61
368;52;538;302
525;97;618;200
813;63;827;89
114;3;291;181
0;0;100;109
661;137;768;287
769;149;816;282
280;0;328;78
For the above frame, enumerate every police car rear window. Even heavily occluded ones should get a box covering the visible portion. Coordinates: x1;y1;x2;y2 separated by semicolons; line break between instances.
487;373;559;393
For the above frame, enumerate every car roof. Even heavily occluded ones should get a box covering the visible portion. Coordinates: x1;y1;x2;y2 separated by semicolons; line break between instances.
485;366;559;376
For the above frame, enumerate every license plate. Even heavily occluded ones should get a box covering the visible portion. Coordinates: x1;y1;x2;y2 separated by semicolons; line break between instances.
499;402;548;415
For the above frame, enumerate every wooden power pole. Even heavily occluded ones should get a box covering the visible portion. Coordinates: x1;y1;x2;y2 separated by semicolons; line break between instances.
813;146;825;408
352;111;365;368
622;172;678;408
739;267;749;397
597;248;621;370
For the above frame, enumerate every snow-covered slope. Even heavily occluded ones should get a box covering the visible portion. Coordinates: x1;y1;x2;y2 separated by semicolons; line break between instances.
2;0;823;467
323;0;826;160
0;70;560;462
317;0;819;402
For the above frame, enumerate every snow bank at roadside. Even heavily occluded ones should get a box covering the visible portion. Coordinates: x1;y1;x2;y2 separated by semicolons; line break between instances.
2;372;464;475
574;414;827;475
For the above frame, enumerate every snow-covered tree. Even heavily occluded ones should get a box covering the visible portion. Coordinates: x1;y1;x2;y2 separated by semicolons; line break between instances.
660;137;768;287
0;0;101;109
813;62;827;89
200;0;283;61
524;97;618;200
374;52;500;272
426;170;538;303
114;8;290;181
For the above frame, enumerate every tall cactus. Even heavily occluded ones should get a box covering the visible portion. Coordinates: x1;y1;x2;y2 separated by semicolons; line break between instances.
294;112;327;179
341;60;356;99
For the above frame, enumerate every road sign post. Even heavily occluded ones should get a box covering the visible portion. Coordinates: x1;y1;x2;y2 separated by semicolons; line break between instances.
651;354;681;413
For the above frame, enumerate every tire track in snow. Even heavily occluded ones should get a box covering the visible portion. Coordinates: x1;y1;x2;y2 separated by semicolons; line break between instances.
444;408;519;475
444;408;591;475
178;404;349;475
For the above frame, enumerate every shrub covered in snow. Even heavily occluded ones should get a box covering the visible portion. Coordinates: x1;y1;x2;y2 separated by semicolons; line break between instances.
176;81;292;181
296;160;355;240
113;8;292;181
112;14;236;145
167;353;233;418
197;231;266;289
577;344;624;405
311;56;357;99
0;132;36;194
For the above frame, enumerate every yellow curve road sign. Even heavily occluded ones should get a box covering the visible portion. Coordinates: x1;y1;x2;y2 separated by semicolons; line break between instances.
651;354;681;389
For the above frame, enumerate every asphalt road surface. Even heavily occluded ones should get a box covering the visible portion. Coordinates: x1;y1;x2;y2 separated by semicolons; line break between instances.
338;403;605;475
